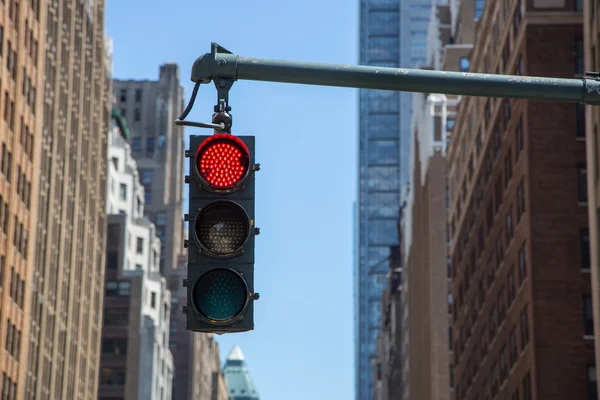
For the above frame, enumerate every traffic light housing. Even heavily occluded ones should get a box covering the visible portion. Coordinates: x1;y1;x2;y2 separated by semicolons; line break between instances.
184;133;259;334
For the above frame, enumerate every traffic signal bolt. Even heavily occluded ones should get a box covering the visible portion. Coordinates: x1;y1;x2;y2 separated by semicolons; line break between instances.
184;175;190;184
182;279;188;287
254;227;260;236
252;163;261;171
251;293;260;300
183;240;189;248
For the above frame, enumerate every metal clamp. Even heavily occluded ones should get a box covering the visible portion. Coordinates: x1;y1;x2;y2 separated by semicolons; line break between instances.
175;75;236;133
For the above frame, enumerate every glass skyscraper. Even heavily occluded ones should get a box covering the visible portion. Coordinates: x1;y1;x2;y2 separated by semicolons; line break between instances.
355;1;434;399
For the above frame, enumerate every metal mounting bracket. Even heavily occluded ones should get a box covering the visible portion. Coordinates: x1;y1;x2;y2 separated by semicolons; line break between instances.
175;72;236;133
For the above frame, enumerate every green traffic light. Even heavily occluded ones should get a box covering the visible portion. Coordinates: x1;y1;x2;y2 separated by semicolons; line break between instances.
193;268;248;322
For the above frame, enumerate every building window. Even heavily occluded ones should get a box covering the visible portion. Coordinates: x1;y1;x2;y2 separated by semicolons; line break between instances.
105;281;131;297
576;37;585;75
518;241;527;285
111;157;119;170
517;179;525;221
151;291;156;308
588;365;597;400
504;149;512;187
119;89;127;102
131;137;141;152
506;206;513;243
474;0;485;20
147;137;155;154
134;108;141;122
520;306;530;348
446;118;456;132
106;251;118;270
101;338;128;356
575;0;583;10
515;118;524;156
577;103;586;139
459;57;470;72
136;237;144;254
579;164;588;203
509;325;518;366
156;212;167;226
523;371;532;400
141;169;153;184
507;266;515;305
584;294;594;336
119;184;127;200
581;229;590;270
135;89;142;102
145;190;152;205
100;367;126;385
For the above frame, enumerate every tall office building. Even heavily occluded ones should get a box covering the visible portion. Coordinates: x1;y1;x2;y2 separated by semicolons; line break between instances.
99;110;174;399
113;64;185;277
21;1;113;399
355;0;434;398
449;1;594;399
0;1;45;398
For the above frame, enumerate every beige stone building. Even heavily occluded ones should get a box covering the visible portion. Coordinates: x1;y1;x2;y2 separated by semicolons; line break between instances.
1;0;113;399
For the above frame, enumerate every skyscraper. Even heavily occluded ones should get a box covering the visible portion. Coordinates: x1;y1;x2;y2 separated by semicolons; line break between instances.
355;1;434;399
24;1;113;398
223;345;260;400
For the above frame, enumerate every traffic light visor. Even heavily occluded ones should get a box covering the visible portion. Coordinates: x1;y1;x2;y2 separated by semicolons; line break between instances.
196;134;250;190
194;200;251;257
192;268;249;322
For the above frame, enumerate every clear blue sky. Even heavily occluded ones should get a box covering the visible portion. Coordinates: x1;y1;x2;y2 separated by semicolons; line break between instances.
106;1;358;399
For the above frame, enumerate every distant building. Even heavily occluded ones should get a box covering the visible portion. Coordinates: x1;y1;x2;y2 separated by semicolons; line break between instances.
113;64;185;277
355;0;436;398
99;111;174;399
223;346;260;400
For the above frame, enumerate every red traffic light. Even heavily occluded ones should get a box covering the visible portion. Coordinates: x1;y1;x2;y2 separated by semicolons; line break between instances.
196;134;250;190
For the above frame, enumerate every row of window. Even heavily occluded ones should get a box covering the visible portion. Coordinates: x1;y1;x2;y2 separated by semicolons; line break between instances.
120;107;141;122
16;165;31;209
8;266;25;310
4;319;21;361
21;68;37;112
100;367;126;386
19;117;34;161
0;373;17;400
455;306;531;399
119;88;143;103
105;280;131;298
23;18;39;66
103;307;130;327
131;136;163;154
101;338;128;357
13;215;28;259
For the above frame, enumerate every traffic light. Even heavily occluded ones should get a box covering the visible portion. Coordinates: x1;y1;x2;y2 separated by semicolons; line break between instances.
184;132;259;334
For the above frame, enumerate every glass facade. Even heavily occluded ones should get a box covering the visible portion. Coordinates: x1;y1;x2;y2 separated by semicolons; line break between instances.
355;1;433;399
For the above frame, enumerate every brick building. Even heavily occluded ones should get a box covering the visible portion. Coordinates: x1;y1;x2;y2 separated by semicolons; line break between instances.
448;1;595;399
584;0;600;393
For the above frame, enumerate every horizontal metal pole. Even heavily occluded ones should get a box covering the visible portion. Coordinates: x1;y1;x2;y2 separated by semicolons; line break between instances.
191;42;600;105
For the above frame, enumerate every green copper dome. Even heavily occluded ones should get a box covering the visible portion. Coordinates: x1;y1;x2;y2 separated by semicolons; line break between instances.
223;345;260;400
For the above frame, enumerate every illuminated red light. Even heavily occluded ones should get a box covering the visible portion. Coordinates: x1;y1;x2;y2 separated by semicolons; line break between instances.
196;135;250;189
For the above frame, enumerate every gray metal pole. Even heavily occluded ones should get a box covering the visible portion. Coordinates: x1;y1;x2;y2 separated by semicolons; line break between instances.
191;42;600;105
